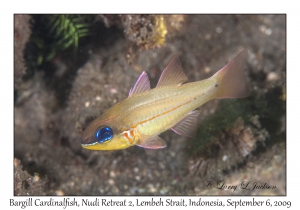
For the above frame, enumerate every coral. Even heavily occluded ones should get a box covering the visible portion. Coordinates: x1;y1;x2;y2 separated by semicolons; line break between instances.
98;14;185;51
14;158;48;195
188;86;285;178
120;14;186;68
122;15;167;50
190;142;286;195
189;116;269;177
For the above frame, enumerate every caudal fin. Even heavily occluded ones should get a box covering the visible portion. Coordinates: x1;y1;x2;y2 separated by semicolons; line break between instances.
212;51;250;99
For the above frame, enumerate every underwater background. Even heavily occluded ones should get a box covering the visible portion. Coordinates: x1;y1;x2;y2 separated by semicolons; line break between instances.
14;14;286;195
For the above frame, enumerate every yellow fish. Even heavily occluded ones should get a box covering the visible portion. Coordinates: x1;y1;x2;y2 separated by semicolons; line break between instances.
80;51;250;150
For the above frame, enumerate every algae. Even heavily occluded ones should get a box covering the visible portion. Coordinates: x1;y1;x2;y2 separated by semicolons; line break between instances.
24;14;94;78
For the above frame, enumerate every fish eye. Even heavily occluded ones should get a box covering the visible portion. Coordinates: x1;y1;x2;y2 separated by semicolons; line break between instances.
95;126;113;143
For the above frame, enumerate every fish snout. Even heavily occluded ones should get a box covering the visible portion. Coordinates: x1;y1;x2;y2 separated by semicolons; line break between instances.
79;135;97;146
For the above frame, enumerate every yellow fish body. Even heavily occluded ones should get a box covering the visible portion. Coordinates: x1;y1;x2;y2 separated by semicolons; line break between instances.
80;51;250;150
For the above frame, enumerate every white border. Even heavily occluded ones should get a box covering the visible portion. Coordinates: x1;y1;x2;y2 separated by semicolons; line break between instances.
2;0;297;209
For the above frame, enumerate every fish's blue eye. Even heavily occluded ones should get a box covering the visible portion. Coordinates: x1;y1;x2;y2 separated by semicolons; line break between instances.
95;126;113;143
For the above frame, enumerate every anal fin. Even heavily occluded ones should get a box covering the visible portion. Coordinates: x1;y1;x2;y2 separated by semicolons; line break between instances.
171;110;200;137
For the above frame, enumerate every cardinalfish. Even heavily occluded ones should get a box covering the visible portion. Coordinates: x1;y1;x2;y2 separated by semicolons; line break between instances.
80;51;250;150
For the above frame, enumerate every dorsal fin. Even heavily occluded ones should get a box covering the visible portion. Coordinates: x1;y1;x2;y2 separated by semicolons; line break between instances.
128;71;151;97
156;56;188;87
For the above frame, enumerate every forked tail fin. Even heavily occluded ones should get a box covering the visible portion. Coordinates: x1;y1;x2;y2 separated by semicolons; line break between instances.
212;50;250;99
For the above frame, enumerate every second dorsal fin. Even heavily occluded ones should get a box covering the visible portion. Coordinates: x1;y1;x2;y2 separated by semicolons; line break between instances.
156;56;188;87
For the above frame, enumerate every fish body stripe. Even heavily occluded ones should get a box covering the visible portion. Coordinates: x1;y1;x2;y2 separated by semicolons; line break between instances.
131;99;193;128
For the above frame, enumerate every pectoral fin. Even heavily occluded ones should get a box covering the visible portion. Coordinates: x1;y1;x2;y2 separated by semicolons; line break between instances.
136;135;167;149
171;110;200;137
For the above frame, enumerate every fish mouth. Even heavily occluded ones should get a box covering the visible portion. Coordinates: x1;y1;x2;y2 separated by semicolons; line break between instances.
79;135;97;145
81;142;98;147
